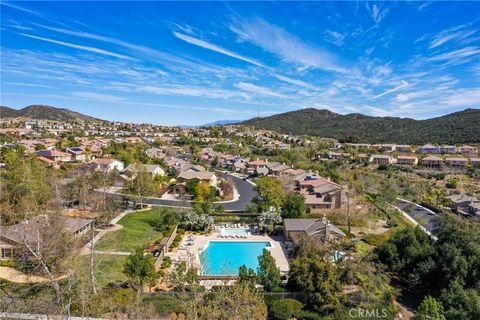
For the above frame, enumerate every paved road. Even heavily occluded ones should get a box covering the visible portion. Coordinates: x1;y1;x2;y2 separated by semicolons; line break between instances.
394;198;437;233
105;172;257;212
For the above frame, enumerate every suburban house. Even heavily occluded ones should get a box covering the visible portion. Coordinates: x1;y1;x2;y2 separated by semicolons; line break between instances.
371;154;393;165
89;158;124;172
471;158;480;168
233;162;246;173
0;215;94;260
445;157;468;167
395;145;412;153
176;170;218;186
421;155;443;168
328;152;351;160
124;164;165;177
66;147;87;162
447;194;480;215
459;145;478;155
396;155;418;165
283;218;346;243
418;144;441;154
440;145;456;154
297;175;342;212
246;158;269;175
268;163;291;177
36;149;71;163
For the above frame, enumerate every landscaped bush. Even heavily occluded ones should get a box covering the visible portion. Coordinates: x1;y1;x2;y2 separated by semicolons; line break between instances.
0;259;17;268
176;228;185;235
160;256;172;269
270;298;321;320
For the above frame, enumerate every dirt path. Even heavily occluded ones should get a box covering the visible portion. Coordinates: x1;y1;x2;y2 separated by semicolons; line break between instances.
0;266;66;284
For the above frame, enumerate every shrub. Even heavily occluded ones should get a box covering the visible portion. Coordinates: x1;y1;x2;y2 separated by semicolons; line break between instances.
176;228;185;235
363;233;389;246
0;259;17;268
160;256;172;269
271;299;304;320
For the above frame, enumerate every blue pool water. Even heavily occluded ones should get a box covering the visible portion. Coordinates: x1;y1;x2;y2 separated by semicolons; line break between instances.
222;228;249;236
200;241;271;275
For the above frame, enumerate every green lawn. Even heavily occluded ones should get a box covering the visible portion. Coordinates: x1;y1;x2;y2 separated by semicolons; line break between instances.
76;255;128;287
95;209;168;252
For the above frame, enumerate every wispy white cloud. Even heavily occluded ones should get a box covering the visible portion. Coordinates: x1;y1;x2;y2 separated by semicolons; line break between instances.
230;18;345;73
173;31;265;67
72;91;127;102
444;89;479;106
366;3;389;24
373;80;409;99
426;46;480;64
235;82;288;98
429;27;477;49
324;30;345;46
365;105;393;117
273;74;316;89
18;33;135;60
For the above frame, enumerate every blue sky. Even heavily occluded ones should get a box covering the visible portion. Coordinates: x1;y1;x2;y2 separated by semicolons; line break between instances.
1;1;479;125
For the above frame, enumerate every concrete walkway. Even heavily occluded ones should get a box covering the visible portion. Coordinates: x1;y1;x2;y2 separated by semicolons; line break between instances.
0;267;66;284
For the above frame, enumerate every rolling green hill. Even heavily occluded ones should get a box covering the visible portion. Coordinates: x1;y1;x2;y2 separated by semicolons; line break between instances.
241;108;480;144
0;105;104;122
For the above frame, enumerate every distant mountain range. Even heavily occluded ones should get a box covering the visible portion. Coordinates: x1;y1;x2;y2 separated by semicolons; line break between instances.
240;108;480;144
0;105;104;122
202;119;240;126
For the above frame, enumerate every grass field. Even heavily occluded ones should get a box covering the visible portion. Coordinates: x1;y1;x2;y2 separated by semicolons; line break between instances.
95;208;169;252
76;255;128;287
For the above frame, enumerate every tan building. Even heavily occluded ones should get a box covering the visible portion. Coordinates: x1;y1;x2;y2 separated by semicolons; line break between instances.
371;154;393;164
283;218;345;243
446;157;468;167
471;158;480;168
1;215;93;260
176;170;218;186
421;155;443;168
459;145;478;155
396;155;418;165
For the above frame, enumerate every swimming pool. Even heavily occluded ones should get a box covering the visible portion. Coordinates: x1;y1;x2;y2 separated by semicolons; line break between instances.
222;228;249;236
200;241;271;275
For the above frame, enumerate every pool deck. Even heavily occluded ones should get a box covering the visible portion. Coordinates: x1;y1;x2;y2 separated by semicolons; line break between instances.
167;231;290;276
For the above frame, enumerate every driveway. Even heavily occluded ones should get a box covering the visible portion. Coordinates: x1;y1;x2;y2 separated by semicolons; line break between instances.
103;172;256;212
393;198;437;233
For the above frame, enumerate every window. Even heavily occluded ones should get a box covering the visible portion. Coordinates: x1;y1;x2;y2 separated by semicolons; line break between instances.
1;248;12;259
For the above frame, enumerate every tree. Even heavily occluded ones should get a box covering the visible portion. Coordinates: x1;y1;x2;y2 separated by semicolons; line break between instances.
258;211;282;234
123;249;159;318
254;176;286;211
123;249;159;289
270;299;305;320
185;179;199;196
238;265;257;288
287;238;344;314
194;181;217;215
432;188;447;208
35;144;47;150
128;170;154;207
167;261;204;320
0;156;54;223
257;249;281;291
281;193;306;218
201;283;268;320
417;296;446;320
